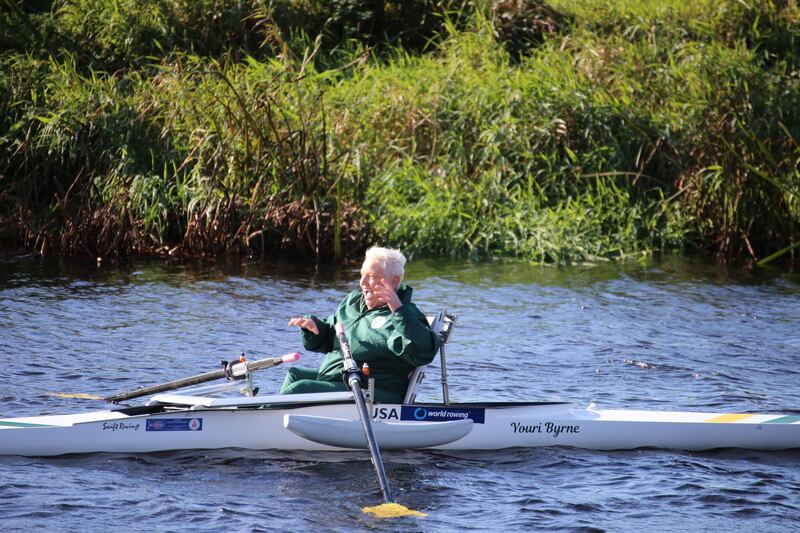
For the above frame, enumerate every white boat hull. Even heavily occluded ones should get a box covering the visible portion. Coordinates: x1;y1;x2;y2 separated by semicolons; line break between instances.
1;398;798;456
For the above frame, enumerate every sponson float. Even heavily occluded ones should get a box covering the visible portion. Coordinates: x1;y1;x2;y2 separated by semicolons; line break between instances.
1;312;799;456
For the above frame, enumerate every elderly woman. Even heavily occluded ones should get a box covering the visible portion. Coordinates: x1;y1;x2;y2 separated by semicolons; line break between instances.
281;246;439;403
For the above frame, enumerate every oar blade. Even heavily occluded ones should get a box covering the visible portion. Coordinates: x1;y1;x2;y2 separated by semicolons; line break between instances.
47;392;103;400
362;502;427;518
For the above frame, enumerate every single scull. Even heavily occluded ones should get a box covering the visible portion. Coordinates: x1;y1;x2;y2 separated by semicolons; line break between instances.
1;312;798;456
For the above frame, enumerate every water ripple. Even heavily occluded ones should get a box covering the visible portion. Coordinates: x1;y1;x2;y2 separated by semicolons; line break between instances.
1;256;799;531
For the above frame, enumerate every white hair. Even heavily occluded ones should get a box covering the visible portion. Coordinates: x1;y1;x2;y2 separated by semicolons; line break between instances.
365;246;406;281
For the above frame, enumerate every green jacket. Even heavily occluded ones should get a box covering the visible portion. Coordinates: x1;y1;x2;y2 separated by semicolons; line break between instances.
302;284;440;402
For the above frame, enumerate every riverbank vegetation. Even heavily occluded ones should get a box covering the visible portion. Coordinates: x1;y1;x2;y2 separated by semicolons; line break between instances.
1;0;798;264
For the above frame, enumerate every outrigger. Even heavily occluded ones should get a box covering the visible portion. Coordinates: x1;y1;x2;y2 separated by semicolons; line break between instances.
1;312;799;457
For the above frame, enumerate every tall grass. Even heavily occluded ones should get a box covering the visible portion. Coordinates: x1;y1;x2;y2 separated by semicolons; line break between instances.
1;0;798;264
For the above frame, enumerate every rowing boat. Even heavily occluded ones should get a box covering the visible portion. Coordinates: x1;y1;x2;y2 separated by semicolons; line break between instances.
2;394;798;456
1;312;798;456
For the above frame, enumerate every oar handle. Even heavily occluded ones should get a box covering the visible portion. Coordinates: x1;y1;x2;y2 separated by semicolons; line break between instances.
335;323;359;374
104;352;301;403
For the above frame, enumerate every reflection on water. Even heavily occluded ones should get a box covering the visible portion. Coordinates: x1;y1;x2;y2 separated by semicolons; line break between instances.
0;253;799;532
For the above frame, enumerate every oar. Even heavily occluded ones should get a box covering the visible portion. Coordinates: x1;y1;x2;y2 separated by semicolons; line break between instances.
51;353;300;402
334;323;425;518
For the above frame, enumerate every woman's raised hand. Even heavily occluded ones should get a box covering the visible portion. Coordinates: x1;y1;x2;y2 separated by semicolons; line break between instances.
374;278;403;312
288;316;319;335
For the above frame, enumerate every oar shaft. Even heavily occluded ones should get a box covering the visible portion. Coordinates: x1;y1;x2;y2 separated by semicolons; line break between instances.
335;323;394;503
104;353;300;403
349;371;394;502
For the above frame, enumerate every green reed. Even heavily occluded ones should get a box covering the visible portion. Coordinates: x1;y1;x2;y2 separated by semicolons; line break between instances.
1;0;798;264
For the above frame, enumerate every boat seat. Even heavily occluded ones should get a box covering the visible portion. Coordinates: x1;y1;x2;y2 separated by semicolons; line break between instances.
403;311;456;404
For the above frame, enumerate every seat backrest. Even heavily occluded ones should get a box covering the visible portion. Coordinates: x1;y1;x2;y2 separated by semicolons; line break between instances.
402;311;455;404
403;365;427;405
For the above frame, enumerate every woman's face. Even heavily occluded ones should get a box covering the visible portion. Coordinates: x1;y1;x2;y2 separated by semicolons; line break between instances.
360;257;398;309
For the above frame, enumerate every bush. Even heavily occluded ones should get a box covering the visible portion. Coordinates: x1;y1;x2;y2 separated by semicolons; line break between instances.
1;0;798;264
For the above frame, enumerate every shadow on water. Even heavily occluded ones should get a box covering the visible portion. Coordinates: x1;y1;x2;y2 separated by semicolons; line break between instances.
2;252;798;290
410;253;800;289
0;254;357;290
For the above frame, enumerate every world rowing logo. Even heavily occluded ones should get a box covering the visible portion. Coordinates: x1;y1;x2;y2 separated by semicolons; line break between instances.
400;406;486;424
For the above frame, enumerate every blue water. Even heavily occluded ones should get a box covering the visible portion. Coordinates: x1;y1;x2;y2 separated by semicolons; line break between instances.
1;255;799;532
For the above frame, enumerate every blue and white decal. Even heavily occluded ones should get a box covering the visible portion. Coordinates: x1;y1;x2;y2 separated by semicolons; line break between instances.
401;406;485;424
146;418;203;432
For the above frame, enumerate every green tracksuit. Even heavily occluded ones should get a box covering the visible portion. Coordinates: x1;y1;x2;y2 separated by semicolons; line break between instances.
279;284;440;403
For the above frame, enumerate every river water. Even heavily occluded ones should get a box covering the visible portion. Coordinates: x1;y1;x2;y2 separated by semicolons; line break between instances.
0;255;798;532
